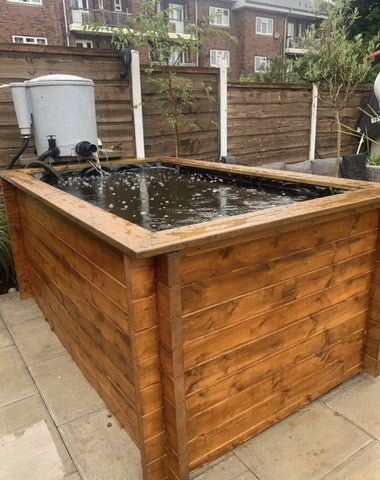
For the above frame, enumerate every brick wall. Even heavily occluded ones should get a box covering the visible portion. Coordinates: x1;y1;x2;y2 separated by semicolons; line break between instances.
0;0;65;45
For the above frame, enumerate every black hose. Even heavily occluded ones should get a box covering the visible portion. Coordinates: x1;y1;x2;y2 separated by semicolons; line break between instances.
25;160;60;178
6;137;30;170
37;148;59;163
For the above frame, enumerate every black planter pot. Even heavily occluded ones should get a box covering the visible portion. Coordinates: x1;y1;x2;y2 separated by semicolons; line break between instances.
341;153;368;180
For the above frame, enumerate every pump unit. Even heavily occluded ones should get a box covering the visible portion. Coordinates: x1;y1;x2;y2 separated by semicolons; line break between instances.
10;74;98;161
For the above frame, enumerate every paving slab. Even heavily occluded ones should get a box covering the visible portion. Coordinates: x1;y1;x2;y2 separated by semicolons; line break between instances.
28;351;105;426
321;441;380;480
0;293;44;326
0;394;75;480
64;474;82;480
0;345;36;407
0;315;13;348
8;316;65;366
59;408;143;480
323;372;380;440
233;400;372;480
193;454;259;480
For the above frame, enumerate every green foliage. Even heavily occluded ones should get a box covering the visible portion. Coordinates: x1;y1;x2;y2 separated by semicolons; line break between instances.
368;153;380;166
294;0;380;174
295;0;379;105
0;204;17;294
88;0;236;156
238;55;301;84
238;72;256;83
348;0;380;85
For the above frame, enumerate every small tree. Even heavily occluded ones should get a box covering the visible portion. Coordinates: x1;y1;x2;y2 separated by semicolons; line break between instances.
91;0;236;157
295;0;379;175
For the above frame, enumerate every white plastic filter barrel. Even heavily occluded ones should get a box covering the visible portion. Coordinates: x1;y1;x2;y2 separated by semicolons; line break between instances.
10;74;98;157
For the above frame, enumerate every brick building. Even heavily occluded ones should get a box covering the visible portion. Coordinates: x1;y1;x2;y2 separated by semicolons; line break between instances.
0;0;325;79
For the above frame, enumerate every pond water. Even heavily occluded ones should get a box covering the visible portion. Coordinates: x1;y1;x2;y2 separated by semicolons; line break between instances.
36;163;346;232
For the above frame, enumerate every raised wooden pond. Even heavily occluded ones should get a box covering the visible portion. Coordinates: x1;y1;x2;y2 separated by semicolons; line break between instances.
2;157;380;480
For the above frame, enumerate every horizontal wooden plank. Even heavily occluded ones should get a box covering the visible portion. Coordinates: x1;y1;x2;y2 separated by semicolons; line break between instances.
180;211;377;283
186;330;363;440
184;289;368;368
181;248;374;315
186;329;364;417
25;235;137;394
184;299;368;394
23;221;130;344
188;363;359;471
21;203;129;310
29;264;139;440
182;266;372;344
18;192;127;284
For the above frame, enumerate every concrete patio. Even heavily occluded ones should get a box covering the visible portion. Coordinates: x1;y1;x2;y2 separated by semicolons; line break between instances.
1;291;379;480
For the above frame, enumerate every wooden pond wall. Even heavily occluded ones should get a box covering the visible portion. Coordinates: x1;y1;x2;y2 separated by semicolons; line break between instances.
0;44;370;175
2;158;380;480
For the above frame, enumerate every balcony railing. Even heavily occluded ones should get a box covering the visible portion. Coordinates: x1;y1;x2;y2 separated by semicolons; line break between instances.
69;8;132;27
285;36;319;55
69;7;190;33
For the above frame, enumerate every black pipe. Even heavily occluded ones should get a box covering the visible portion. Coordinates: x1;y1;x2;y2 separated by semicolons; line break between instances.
25;160;59;178
6;137;30;170
75;141;97;157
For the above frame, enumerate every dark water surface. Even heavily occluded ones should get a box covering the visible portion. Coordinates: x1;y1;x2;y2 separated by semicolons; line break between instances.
36;163;346;232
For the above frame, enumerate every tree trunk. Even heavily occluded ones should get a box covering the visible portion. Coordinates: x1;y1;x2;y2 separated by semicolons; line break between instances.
174;122;180;157
335;109;342;177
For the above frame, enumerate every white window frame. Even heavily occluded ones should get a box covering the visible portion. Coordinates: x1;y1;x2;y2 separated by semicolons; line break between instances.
98;0;103;8
255;56;270;72
256;16;273;35
75;39;94;48
7;0;42;4
169;3;185;34
71;0;88;8
210;49;230;67
209;6;230;27
12;35;47;45
114;0;121;11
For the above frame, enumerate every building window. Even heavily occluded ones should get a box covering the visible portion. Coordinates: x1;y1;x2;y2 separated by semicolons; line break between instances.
255;56;270;72
71;0;88;8
170;47;189;65
209;6;229;27
169;3;185;33
12;35;47;45
7;0;42;4
98;0;103;8
256;17;273;35
75;39;93;48
210;49;230;67
114;0;121;11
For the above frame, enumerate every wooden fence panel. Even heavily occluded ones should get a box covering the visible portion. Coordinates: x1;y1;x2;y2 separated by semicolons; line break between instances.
0;45;371;170
227;82;371;166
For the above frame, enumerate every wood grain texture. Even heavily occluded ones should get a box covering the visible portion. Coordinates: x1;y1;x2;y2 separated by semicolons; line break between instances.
124;255;167;480
3;157;380;480
179;207;378;470
157;253;189;480
1;180;31;297
363;211;380;376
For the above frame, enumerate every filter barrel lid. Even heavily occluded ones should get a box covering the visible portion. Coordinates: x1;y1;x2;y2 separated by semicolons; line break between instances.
25;74;94;87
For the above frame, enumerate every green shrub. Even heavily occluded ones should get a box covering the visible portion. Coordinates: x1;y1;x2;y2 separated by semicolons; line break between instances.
0;203;17;293
367;153;380;166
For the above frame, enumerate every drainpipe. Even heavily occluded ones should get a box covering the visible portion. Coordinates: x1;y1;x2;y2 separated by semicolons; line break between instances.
219;57;228;160
131;50;145;159
309;83;318;160
62;0;70;47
